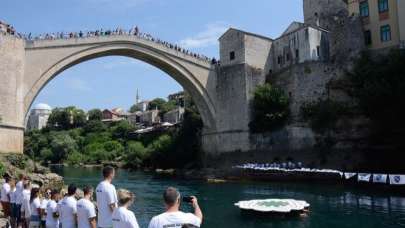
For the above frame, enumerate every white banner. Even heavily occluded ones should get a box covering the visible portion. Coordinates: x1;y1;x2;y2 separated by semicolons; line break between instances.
358;173;371;182
373;174;387;184
389;175;405;185
344;173;356;180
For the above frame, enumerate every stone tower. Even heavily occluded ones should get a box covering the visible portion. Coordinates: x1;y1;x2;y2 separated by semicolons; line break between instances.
303;0;365;63
303;0;348;29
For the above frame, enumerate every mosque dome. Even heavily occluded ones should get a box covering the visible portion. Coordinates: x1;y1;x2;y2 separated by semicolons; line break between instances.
34;103;52;110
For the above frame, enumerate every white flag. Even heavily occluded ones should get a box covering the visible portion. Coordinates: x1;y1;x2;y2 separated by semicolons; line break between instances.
389;175;405;185
373;174;387;184
358;173;371;182
344;173;356;180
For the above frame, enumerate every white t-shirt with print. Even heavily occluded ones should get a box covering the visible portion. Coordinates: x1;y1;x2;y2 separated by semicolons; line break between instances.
58;196;77;228
112;207;140;228
1;182;11;202
9;188;17;204
30;197;41;216
148;211;201;228
96;180;118;227
15;181;24;205
77;198;96;228
41;198;49;221
21;189;31;218
46;200;60;228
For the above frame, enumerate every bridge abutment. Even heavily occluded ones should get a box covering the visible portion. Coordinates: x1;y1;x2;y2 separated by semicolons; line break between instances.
0;35;26;154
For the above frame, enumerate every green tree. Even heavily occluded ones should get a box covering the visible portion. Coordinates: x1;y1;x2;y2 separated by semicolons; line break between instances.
72;109;87;128
111;120;135;140
148;98;166;110
103;140;124;159
129;104;141;113
49;132;78;163
83;120;107;133
124;141;148;167
47;108;71;130
88;109;103;121
349;50;405;128
66;151;85;165
249;83;290;133
83;143;108;163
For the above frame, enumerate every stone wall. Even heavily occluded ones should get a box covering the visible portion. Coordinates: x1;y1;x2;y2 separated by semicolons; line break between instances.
0;35;25;153
202;63;265;155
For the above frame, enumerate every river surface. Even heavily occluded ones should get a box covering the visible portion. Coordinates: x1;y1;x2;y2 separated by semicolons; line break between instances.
52;166;405;228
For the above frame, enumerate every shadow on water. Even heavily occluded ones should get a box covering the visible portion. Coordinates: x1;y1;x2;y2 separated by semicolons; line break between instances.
51;166;405;228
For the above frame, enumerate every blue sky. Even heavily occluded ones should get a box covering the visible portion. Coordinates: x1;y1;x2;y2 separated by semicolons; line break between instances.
2;0;303;111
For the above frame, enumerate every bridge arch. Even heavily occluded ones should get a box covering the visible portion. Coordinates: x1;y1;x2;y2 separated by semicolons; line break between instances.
23;39;217;131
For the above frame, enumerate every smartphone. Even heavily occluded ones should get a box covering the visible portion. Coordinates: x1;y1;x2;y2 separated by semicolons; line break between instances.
182;196;193;203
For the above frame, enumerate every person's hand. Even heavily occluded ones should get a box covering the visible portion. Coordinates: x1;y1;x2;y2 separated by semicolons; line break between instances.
190;196;199;208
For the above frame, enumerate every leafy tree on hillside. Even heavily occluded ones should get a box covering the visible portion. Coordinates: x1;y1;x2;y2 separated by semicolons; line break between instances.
129;104;141;113
49;132;78;163
148;98;166;110
111;120;135;140
88;109;103;121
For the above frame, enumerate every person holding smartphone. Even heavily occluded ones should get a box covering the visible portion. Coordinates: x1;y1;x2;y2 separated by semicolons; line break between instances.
148;187;203;228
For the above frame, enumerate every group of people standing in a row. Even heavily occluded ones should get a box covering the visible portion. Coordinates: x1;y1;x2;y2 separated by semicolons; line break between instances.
1;167;203;228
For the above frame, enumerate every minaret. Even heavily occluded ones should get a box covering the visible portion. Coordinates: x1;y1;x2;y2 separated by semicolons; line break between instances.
135;89;140;104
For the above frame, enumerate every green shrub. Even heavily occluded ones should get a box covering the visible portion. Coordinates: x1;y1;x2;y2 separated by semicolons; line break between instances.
301;99;347;132
6;154;28;170
124;141;148;168
249;83;290;133
66;151;84;165
0;162;5;177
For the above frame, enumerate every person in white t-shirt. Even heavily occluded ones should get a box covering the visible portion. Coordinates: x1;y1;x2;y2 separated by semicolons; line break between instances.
96;166;118;228
112;189;139;228
21;180;32;228
57;184;77;228
45;189;61;228
40;188;51;227
9;179;18;228
77;186;96;228
1;174;12;218
15;174;27;227
148;187;203;228
29;188;42;228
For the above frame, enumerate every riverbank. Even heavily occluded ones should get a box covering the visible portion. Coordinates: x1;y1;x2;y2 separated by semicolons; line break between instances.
0;154;63;189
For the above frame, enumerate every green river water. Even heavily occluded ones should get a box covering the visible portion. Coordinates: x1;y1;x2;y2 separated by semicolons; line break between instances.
52;166;405;228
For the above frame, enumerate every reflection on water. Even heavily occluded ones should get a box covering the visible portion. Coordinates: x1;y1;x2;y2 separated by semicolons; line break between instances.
52;166;405;228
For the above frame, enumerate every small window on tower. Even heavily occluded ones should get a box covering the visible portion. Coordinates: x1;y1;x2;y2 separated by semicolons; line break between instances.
230;51;235;61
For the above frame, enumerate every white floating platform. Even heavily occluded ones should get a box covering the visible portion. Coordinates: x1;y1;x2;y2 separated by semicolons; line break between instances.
235;199;310;213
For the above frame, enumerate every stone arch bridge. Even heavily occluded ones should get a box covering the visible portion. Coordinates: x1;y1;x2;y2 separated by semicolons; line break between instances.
0;34;256;155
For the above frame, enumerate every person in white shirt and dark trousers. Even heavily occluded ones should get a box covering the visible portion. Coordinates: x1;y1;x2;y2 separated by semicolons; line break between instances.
112;189;139;228
58;184;77;228
148;187;203;228
96;166;118;228
77;186;97;228
45;189;60;228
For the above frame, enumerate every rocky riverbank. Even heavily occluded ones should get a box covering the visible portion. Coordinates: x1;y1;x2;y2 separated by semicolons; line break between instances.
0;154;63;189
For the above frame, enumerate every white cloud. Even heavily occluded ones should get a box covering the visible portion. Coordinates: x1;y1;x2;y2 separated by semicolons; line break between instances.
65;78;93;92
179;22;229;49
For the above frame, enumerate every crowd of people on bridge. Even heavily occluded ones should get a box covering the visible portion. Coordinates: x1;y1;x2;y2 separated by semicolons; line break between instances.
0;20;219;65
0;20;16;36
0;167;203;228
